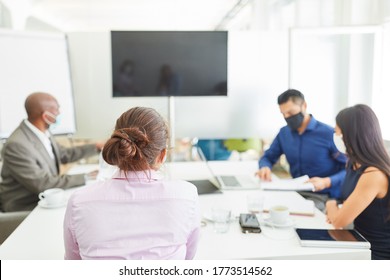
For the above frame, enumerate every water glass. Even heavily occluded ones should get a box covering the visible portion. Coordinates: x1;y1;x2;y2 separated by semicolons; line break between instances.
247;193;265;215
212;208;231;233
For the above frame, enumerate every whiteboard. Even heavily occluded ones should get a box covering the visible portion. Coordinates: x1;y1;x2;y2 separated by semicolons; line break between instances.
0;29;76;138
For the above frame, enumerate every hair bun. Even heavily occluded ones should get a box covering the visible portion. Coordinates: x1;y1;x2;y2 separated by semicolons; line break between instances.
103;107;168;172
107;127;148;158
118;127;149;148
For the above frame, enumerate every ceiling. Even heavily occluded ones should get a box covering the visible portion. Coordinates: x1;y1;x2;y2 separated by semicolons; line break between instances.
2;0;250;31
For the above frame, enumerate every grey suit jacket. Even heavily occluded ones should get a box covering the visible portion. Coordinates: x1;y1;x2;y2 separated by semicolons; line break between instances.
0;121;98;212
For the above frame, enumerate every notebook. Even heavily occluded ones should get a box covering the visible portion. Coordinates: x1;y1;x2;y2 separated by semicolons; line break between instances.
295;228;371;249
189;147;260;194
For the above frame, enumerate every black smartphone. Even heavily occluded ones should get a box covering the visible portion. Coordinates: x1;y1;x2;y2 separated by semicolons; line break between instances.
239;213;261;233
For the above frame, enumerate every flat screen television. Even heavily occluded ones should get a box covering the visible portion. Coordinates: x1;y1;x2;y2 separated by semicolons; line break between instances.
111;31;228;97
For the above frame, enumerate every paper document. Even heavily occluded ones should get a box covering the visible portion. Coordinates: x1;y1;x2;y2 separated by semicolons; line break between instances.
261;175;314;192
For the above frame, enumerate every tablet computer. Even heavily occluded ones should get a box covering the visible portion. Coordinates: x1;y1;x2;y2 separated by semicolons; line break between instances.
295;228;371;249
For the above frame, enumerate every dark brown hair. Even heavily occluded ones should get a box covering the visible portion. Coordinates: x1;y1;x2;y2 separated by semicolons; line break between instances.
102;107;169;172
336;104;390;219
336;104;390;177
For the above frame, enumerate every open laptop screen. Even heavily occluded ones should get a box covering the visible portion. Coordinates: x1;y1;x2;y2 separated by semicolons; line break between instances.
187;179;222;195
187;147;222;194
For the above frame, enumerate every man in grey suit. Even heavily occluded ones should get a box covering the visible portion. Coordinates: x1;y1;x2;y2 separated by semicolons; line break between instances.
0;92;104;212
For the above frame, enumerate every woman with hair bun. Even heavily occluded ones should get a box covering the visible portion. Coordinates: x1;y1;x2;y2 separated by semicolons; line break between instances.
64;107;200;260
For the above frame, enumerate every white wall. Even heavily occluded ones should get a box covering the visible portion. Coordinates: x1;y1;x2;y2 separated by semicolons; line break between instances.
290;27;379;127
372;21;390;140
67;31;288;140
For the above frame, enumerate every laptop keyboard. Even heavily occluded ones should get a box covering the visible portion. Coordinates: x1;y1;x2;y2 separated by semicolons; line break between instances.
221;176;241;187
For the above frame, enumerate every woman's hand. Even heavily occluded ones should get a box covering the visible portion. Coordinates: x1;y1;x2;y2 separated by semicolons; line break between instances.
307;177;331;192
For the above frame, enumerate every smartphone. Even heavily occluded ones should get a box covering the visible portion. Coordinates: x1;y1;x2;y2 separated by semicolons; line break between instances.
239;213;261;233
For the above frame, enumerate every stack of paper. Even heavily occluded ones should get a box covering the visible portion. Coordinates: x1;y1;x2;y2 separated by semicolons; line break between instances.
261;175;314;191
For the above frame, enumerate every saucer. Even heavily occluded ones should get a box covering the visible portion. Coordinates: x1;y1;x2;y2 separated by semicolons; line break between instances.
38;199;67;209
263;218;294;228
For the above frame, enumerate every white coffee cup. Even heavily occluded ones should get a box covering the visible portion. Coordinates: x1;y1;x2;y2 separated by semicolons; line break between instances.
38;188;64;206
269;205;290;225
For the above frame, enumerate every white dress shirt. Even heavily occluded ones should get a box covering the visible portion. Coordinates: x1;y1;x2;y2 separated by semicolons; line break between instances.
24;119;55;159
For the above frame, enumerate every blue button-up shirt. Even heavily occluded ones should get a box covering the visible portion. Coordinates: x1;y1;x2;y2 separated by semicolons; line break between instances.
259;115;347;198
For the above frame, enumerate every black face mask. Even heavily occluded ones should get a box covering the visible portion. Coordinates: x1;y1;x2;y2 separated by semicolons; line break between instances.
285;112;304;131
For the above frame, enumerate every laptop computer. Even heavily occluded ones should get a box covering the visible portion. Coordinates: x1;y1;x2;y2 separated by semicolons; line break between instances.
188;147;260;194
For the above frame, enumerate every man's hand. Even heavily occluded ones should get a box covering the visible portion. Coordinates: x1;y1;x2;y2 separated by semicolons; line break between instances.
255;167;272;181
307;177;331;192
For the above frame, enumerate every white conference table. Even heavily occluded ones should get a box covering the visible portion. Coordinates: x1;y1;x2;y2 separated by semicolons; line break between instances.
0;160;370;260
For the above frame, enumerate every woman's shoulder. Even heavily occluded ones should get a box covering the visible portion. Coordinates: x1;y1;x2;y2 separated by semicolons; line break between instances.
363;166;387;176
359;166;389;194
361;166;387;179
165;179;198;189
163;179;199;196
68;180;107;202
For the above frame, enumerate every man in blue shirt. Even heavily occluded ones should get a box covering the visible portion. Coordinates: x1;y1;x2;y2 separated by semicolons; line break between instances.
256;89;346;209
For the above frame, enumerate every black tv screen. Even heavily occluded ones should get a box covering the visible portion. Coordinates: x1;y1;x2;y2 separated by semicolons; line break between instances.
111;31;228;97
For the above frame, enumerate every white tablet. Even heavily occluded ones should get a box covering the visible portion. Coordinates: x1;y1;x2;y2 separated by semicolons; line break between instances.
295;228;371;249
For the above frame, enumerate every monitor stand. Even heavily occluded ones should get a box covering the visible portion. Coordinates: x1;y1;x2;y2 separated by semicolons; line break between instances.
168;96;175;162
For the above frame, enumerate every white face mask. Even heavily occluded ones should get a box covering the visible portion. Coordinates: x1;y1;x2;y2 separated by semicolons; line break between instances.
43;111;61;129
333;133;346;154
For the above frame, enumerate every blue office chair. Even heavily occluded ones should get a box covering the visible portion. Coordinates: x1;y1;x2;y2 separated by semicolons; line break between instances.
196;139;232;161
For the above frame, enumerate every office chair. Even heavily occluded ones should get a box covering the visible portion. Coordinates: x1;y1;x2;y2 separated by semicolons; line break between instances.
0;211;30;244
196;139;232;161
0;160;30;245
